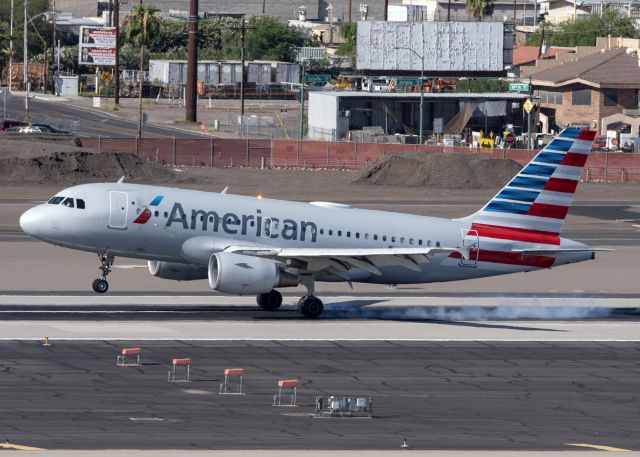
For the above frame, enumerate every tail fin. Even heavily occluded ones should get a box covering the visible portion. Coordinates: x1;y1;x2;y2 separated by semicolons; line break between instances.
467;127;596;237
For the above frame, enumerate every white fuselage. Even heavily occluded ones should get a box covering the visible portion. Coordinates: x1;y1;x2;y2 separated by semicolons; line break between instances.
19;182;593;286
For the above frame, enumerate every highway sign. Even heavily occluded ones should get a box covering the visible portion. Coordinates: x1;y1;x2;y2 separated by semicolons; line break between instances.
509;83;529;92
303;74;330;83
524;98;534;113
396;78;420;87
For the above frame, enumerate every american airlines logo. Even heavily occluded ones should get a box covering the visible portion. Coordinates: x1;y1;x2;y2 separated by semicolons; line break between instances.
133;195;164;224
165;202;318;243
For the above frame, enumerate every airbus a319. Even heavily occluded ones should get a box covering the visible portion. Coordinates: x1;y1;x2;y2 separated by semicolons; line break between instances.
20;128;602;318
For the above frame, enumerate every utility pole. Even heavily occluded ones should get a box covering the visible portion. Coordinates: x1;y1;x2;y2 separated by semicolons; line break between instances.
185;0;198;123
114;0;120;105
24;0;29;121
9;0;14;90
51;0;56;94
348;0;352;23
447;0;452;20
240;17;245;135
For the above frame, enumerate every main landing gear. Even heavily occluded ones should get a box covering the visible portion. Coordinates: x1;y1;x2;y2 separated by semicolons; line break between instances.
257;290;283;310
256;276;324;318
297;275;323;319
92;252;114;294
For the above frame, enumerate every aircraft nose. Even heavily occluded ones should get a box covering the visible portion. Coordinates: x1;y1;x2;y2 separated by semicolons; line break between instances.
19;207;44;236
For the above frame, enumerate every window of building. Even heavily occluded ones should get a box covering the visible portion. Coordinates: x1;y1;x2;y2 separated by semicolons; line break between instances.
603;89;618;107
572;87;591;106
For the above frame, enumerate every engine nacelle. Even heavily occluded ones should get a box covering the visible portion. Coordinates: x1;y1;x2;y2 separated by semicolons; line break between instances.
148;261;208;281
208;252;297;295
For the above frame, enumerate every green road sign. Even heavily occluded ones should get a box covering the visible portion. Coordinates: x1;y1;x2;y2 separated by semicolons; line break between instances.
304;74;331;83
509;83;530;92
396;78;420;87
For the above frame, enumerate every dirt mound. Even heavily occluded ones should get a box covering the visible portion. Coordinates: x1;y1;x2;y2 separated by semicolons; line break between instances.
353;152;522;189
0;151;177;184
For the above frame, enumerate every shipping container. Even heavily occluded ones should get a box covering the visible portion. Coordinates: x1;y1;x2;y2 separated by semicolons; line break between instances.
276;63;300;83
247;63;272;84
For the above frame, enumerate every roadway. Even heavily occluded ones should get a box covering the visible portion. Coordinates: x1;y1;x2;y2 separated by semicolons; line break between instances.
3;95;206;138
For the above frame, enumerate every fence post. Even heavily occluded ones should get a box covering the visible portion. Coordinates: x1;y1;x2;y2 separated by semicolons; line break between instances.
297;140;300;168
604;151;608;183
245;138;249;167
326;141;330;167
98;135;102;152
270;139;274;169
209;139;213;167
172;137;176;165
354;142;358;170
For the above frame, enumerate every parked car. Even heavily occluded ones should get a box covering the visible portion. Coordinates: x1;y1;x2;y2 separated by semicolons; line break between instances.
0;119;28;131
5;126;46;134
31;123;71;134
592;134;608;151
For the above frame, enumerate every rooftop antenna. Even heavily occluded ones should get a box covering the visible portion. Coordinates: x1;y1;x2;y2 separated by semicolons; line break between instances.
221;186;229;194
117;176;125;184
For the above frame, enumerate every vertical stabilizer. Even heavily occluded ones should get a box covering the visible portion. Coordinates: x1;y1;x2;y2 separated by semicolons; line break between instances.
467;127;596;239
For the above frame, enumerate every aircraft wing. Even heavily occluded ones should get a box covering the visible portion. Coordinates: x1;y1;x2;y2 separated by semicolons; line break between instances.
224;246;465;278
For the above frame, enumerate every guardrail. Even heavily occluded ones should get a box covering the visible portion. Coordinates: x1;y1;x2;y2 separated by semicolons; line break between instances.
79;137;640;183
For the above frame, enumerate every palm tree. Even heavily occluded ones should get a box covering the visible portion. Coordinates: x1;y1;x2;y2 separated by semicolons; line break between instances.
466;0;495;20
122;5;161;138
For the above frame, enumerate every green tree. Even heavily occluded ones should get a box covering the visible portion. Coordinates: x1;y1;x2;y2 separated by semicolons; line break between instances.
0;21;12;76
527;9;638;46
245;16;305;62
466;0;495;20
0;0;52;61
336;23;356;67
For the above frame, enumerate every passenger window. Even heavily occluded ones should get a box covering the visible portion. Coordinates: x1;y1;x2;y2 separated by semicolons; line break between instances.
164;212;168;218
364;233;368;240
154;211;159;217
400;237;405;244
357;233;361;239
436;241;441;247
337;230;342;237
48;196;64;205
409;238;414;245
329;229;333;235
61;198;74;208
427;240;431;247
76;199;85;209
374;234;378;241
346;231;351;237
418;239;423;246
320;229;324;235
382;235;387;242
391;236;396;243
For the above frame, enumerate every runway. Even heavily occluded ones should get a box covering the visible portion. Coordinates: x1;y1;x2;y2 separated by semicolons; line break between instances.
1;338;639;452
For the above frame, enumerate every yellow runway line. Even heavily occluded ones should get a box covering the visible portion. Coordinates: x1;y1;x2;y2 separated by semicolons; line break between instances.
567;443;631;452
0;441;47;451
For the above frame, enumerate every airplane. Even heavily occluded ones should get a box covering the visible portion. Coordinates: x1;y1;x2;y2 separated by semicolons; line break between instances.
20;127;603;318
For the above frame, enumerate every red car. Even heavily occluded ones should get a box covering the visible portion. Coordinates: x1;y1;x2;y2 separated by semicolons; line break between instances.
0;119;27;132
591;134;607;151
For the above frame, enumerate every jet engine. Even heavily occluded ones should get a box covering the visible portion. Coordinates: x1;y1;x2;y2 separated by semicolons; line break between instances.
208;252;297;294
148;261;208;281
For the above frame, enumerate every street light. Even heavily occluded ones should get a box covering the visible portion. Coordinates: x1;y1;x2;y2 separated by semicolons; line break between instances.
395;46;424;144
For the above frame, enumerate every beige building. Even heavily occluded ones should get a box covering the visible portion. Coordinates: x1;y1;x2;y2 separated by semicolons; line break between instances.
530;47;640;131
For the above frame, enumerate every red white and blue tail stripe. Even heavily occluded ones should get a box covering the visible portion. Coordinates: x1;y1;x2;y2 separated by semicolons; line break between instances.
468;127;596;237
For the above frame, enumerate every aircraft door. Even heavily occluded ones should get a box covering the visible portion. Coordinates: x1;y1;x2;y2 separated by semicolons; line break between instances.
109;191;128;229
459;228;479;267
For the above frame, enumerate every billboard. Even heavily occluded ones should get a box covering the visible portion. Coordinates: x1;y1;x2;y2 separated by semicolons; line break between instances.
78;27;116;66
356;21;509;74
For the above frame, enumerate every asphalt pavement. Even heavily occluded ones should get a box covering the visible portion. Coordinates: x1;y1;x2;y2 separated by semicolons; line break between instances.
0;340;638;451
3;95;206;138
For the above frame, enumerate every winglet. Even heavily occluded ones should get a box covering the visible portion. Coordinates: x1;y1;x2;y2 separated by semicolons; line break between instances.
117;176;125;184
221;186;229;194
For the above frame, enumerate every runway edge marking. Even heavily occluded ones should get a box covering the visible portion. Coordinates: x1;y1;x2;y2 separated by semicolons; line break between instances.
567;443;631;452
1;338;640;342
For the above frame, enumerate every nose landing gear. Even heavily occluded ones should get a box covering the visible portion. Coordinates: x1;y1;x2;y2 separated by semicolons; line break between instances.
92;252;114;294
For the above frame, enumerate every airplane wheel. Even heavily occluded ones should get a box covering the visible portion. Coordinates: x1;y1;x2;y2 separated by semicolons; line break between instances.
299;296;323;319
92;279;109;294
257;290;282;310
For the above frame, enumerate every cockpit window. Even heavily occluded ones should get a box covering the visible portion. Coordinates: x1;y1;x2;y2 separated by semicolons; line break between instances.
61;198;74;208
48;196;64;205
76;199;85;209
